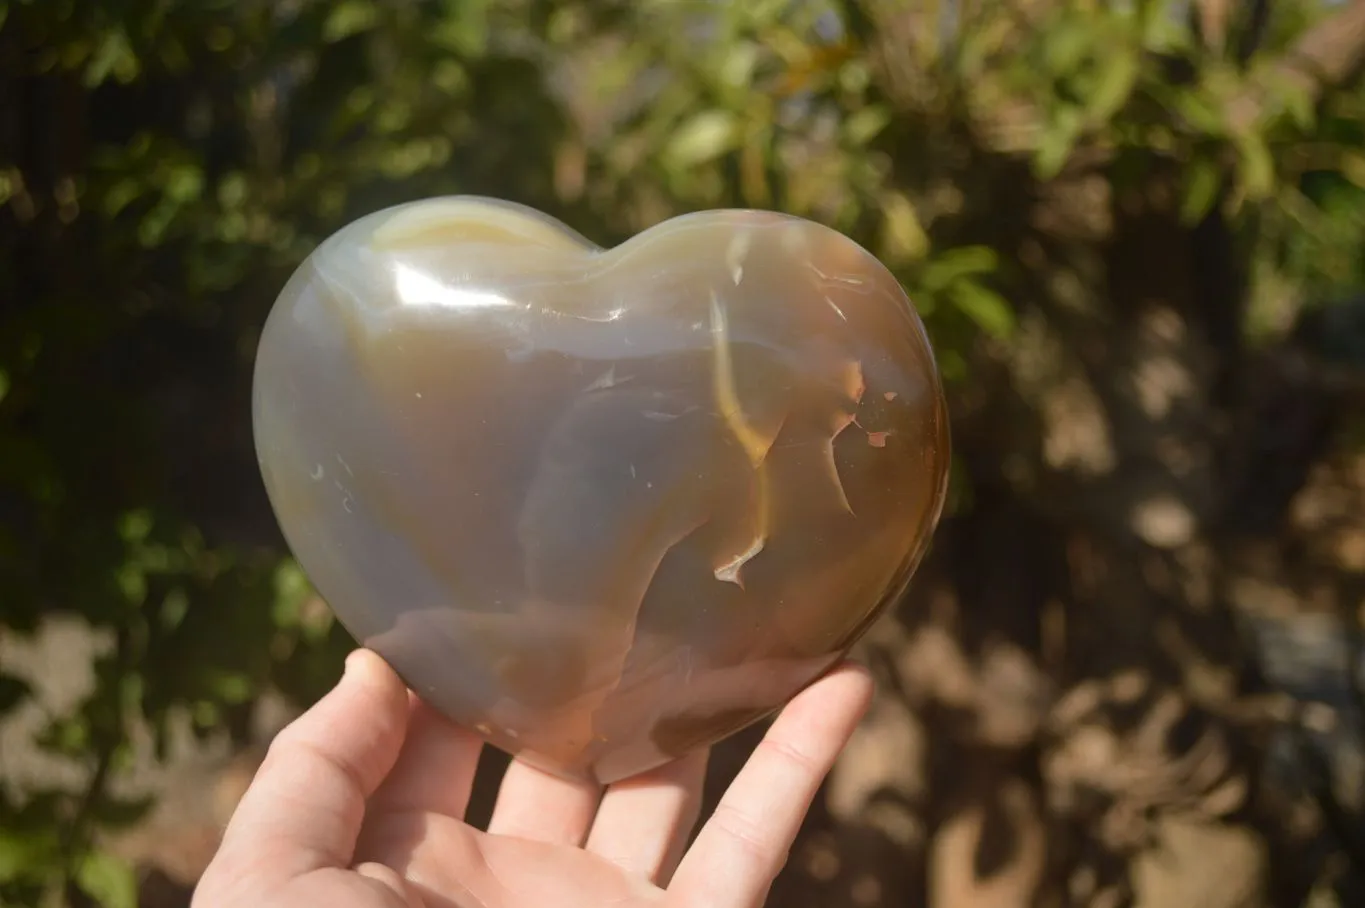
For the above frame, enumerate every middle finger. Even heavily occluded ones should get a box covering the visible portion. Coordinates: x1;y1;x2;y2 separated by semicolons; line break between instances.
584;748;709;884
367;693;485;820
485;758;602;846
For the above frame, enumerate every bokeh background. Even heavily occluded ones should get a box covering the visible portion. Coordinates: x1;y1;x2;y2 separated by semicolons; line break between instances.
4;1;1365;906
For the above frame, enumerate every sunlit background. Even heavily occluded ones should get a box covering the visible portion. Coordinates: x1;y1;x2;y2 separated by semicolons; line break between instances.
4;1;1365;906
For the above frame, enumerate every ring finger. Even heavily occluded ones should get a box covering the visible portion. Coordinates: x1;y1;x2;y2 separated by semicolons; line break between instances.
584;748;709;884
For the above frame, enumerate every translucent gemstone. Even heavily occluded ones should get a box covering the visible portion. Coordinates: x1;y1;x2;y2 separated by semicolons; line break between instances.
252;196;950;783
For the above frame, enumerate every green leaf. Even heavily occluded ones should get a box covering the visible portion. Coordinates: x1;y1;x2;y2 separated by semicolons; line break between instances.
1086;48;1139;124
1169;88;1226;136
206;669;254;705
1234;132;1275;200
923;246;998;291
164;163;204;204
1035;106;1083;179
159;587;189;630
880;191;928;263
431;0;490;56
1282;85;1316;132
138;199;179;247
1041;20;1093;76
118;509;153;544
950;281;1015;341
719;41;759;89
116;563;147;605
1141;3;1191;53
38;716;91;757
272;559;312;627
1260;67;1317;132
937;348;968;383
323;0;380;43
217;171;248;209
103;178;142;218
843;105;891;146
76;850;137;908
1341;151;1365;190
1180;156;1223;224
84;29;139;87
0;826;58;882
664;110;739;168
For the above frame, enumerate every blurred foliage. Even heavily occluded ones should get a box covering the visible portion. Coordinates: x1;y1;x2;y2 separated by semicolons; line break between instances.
3;0;1365;905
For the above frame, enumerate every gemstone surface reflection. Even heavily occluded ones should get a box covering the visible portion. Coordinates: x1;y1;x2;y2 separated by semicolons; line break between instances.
252;197;950;783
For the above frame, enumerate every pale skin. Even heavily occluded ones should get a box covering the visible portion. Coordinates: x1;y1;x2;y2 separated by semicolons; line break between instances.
193;649;873;908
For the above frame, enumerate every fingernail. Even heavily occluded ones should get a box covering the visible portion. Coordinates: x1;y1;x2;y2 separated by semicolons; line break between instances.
344;649;365;674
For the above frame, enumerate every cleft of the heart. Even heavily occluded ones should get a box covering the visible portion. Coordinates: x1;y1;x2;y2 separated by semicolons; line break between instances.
252;196;950;783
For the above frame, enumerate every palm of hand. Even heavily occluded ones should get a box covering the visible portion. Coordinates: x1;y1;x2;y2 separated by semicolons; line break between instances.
194;651;871;908
358;806;669;908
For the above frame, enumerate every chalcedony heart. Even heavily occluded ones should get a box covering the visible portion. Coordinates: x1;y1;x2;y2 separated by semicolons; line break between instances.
252;196;950;783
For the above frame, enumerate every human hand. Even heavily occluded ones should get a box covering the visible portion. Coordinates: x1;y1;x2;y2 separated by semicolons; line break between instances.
193;649;873;908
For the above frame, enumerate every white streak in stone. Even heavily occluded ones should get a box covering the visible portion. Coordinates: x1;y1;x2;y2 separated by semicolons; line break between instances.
726;230;753;286
714;537;766;587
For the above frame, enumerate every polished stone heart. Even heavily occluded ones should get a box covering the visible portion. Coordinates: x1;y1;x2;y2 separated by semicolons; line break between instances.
252;196;950;783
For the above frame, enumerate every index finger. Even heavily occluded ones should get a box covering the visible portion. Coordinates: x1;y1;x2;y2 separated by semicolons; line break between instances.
667;661;873;908
204;649;410;885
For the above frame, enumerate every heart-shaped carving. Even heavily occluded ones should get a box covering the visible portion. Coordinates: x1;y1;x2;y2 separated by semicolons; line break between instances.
253;196;949;783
